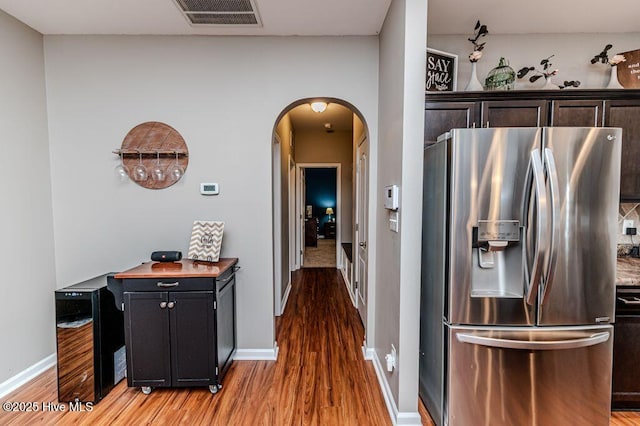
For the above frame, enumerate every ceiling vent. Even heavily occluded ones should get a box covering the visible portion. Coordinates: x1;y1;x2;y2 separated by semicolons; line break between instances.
173;0;262;26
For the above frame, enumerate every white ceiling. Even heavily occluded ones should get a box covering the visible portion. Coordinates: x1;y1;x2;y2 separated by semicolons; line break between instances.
0;0;637;37
428;0;640;35
288;102;353;133
0;0;391;36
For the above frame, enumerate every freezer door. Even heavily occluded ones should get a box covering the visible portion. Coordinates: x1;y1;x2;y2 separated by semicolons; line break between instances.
446;325;613;426
448;128;540;325
539;127;621;325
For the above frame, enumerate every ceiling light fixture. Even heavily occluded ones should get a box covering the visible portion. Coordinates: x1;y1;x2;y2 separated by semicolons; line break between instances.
310;102;328;113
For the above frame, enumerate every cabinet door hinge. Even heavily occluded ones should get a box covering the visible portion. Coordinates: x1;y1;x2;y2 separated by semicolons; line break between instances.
121;303;125;311
214;300;217;310
216;367;219;375
355;281;358;290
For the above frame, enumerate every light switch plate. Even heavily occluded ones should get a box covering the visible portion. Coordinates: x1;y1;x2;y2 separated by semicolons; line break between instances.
390;211;399;232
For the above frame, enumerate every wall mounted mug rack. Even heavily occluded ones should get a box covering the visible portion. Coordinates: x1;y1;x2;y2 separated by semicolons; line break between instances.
114;122;189;190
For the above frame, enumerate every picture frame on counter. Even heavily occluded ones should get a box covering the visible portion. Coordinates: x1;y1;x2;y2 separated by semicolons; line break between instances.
426;48;458;92
187;220;224;262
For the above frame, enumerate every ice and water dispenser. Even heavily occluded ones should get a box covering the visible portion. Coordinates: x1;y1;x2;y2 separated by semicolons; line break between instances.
471;220;524;298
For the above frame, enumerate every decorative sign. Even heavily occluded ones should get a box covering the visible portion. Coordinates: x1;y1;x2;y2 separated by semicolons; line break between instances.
618;49;640;88
426;48;458;92
187;220;224;262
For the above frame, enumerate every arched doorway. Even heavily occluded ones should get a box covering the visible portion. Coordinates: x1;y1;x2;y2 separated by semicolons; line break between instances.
271;98;371;333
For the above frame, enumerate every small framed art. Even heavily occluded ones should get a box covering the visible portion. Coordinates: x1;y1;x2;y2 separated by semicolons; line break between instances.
187;220;224;262
426;48;458;92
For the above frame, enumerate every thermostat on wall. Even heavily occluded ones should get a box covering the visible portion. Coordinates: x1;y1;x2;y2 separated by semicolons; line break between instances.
384;185;399;210
200;183;219;195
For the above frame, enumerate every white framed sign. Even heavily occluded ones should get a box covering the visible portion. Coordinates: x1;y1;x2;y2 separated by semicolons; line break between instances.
426;48;458;92
187;220;224;262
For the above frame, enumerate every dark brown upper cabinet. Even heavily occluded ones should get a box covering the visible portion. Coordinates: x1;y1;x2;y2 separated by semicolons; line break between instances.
424;101;479;145
604;99;640;201
425;90;640;201
551;100;605;127
482;100;548;128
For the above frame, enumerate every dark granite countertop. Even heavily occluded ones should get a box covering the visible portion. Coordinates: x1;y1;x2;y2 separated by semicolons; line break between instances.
617;257;640;286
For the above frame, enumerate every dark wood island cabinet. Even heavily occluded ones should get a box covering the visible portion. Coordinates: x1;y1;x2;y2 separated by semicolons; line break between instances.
114;258;238;395
425;89;640;200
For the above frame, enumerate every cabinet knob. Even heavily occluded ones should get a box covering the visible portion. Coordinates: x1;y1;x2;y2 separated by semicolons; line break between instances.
359;241;367;248
167;301;175;309
159;301;167;309
607;134;617;141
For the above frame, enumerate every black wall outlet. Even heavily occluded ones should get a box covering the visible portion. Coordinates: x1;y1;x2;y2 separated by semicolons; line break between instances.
626;227;637;236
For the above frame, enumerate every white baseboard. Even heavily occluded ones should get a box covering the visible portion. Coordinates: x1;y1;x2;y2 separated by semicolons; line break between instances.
395;412;423;425
342;270;357;307
0;353;56;399
233;343;279;361
280;281;292;315
370;350;421;426
362;343;375;360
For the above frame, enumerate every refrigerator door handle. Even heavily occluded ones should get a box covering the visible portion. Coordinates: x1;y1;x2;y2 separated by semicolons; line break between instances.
456;331;610;351
541;148;560;305
525;149;548;306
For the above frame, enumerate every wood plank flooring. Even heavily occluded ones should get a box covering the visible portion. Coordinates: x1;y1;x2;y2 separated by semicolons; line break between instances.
0;268;390;425
1;267;639;425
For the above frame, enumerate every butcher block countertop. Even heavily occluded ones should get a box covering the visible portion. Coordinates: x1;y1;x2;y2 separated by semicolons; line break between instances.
617;257;640;286
115;258;238;279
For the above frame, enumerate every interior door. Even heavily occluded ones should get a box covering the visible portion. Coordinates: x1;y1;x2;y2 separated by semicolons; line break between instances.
289;157;297;271
356;137;369;326
298;167;306;268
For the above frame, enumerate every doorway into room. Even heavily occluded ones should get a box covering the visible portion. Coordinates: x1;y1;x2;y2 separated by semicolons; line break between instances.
271;98;370;335
300;165;339;268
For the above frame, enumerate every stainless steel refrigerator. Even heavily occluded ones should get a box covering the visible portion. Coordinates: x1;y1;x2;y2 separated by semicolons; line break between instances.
419;127;621;426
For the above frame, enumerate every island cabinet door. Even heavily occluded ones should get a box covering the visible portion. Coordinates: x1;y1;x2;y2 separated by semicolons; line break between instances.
169;291;216;387
124;291;171;388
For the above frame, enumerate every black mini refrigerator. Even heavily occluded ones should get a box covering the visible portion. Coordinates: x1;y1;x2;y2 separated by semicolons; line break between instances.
55;274;125;403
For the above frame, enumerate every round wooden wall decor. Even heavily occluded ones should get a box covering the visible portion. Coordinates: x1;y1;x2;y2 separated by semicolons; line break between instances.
117;121;189;189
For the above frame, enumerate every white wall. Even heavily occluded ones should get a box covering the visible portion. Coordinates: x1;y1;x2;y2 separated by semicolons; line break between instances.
43;35;379;351
376;0;426;421
428;33;640;90
0;10;56;383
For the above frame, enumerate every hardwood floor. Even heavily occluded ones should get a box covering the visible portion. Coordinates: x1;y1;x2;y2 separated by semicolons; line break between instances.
2;267;639;425
0;268;390;425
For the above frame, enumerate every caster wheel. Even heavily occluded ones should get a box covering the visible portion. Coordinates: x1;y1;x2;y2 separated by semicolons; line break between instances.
141;386;152;395
218;384;222;390
209;384;218;394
